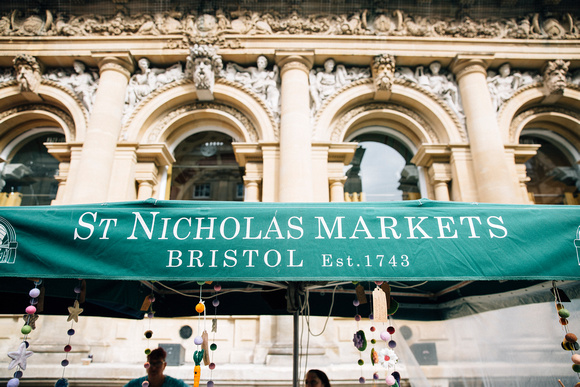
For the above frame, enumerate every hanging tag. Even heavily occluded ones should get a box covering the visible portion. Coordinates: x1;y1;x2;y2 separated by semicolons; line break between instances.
211;318;218;333
355;284;368;304
37;285;45;313
372;287;388;322
140;296;152;312
79;279;87;304
202;330;210;365
380;282;391;309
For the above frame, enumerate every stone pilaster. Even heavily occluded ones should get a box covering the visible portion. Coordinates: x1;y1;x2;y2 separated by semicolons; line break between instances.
451;57;521;203
69;53;134;204
276;52;314;202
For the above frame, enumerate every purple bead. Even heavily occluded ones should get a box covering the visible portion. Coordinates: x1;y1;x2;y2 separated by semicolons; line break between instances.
212;299;220;307
353;299;360;307
67;329;75;336
388;340;397;348
61;359;69;367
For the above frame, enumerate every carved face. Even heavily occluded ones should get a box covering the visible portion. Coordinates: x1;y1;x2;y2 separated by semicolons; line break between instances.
324;59;335;73
194;57;214;89
16;63;38;92
546;68;567;93
257;56;268;70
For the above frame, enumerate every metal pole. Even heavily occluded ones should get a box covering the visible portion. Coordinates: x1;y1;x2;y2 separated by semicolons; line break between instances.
293;309;299;387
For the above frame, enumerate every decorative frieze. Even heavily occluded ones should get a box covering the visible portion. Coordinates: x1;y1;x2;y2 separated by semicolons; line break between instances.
0;8;578;40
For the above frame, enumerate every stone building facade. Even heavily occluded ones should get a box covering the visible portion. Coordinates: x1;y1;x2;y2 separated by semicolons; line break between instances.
0;0;579;386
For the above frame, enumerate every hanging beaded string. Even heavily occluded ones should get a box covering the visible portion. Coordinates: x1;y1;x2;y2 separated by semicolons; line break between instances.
55;279;85;387
141;292;156;387
552;282;580;383
352;281;366;384
193;282;207;387
7;280;41;387
207;283;221;387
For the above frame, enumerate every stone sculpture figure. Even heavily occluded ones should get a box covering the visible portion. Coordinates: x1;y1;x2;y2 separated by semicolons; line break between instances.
309;59;349;111
186;45;223;101
543;59;569;95
487;63;522;111
228;55;280;112
67;60;98;111
13;54;42;94
371;54;396;92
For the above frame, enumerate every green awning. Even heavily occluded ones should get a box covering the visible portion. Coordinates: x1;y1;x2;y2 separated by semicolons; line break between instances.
1;198;579;282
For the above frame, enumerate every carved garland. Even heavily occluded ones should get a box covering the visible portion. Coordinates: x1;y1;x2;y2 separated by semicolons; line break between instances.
509;106;580;143
147;102;259;143
331;102;439;144
319;78;465;142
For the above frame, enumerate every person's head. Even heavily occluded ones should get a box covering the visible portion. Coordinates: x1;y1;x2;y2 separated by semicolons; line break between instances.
324;59;335;73
138;58;150;72
73;60;85;74
146;347;167;378
429;61;441;75
499;63;511;77
257;55;268;69
305;369;330;387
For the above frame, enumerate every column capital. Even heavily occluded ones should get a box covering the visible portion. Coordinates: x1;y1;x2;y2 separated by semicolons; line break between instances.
450;55;494;81
275;51;314;76
92;51;134;80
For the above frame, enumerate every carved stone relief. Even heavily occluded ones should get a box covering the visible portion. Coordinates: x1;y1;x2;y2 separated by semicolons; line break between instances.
13;54;42;94
0;8;578;40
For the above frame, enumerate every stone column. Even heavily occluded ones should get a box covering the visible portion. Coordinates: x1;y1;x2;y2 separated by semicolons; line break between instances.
70;54;133;204
451;57;521;203
276;53;314;202
428;163;451;201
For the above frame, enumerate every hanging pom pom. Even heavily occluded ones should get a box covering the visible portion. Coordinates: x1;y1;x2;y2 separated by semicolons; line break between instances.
196;302;205;314
385;374;396;386
207;381;214;387
214;284;221;292
54;378;69;387
380;331;391;342
142;382;149;387
7;379;20;387
212;299;220;307
358;376;365;383
144;330;153;339
194;336;204;345
29;288;40;298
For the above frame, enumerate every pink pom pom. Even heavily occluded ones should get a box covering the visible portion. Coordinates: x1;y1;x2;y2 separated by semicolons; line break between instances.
386;375;396;386
25;305;36;314
380;331;391;341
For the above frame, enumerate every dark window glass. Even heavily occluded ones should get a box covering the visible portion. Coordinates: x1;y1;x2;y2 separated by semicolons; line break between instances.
1;133;64;206
520;135;579;205
170;131;244;201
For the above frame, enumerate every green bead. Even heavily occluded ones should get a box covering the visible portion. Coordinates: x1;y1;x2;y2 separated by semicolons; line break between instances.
559;309;571;318
145;348;151;355
371;339;376;344
210;343;217;351
572;364;580;373
21;325;32;335
358;359;364;366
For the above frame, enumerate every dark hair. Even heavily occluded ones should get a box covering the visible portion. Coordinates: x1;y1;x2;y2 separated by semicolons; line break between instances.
148;347;167;362
307;369;331;387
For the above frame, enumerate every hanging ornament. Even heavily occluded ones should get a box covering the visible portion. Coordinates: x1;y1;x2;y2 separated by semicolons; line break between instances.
57;281;84;386
553;282;580;380
193;350;205;387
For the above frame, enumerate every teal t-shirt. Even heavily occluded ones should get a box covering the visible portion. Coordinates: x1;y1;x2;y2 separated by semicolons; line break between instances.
124;375;189;387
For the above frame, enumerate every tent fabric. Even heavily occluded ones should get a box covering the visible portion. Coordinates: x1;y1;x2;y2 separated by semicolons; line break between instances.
0;198;579;282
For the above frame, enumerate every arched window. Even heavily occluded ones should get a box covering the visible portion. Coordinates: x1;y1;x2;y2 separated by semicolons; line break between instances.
0;131;65;206
170;131;244;201
345;132;421;202
520;132;580;205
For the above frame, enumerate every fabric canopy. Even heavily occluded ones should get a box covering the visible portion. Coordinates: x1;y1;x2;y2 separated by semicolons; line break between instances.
1;198;579;282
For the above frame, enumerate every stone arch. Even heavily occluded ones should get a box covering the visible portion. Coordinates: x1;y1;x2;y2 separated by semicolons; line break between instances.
0;81;87;143
500;84;580;144
122;78;277;144
314;79;466;145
